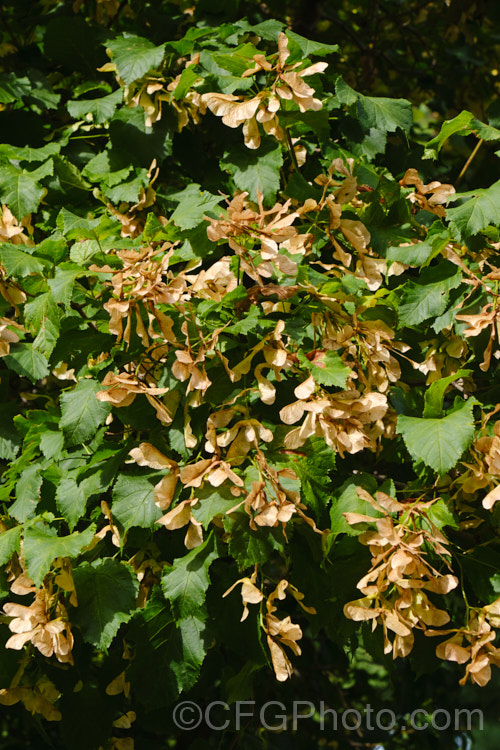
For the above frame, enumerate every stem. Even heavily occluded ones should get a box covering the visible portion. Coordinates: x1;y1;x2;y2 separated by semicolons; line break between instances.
285;127;300;173
456;139;483;184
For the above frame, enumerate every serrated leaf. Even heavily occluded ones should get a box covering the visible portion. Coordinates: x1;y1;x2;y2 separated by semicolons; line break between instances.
177;613;209;685
67;88;122;124
425;498;458;531
298;349;351;387
24;292;59;334
60;379;111;446
161;533;218;619
169;184;222;230
191;485;238;530
0;526;22;566
423;111;475;160
0;142;60;163
72;559;139;649
47;267;83;312
11;464;43;522
446;179;500;241
387;224;451;267
0;244;45;277
398;264;462;327
329;475;380;536
0;166;45;220
336;78;412;134
56;476;88;531
0;73;31;103
397;399;476;474
111;474;161;532
221;142;283;206
4;343;50;383
423;369;471;418
286;30;338;58
33;316;59;359
106;34;165;85
24;523;95;587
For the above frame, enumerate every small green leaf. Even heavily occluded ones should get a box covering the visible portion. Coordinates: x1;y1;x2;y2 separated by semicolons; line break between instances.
423;111;475;160
330;475;380;536
221;142;283;206
191;485;238;530
60;379;111;446
0;244;45;277
161;533;218;619
447;179;500;241
423;370;471;418
11;464;43;522
0;526;22;565
56;476;88;531
397;399;476;474
298;349;351;388
24;523;95;587
67;88;122;124
286;31;338;59
72;558;139;649
106;34;165;85
4;343;50;383
169;184;222;230
112;474;162;532
0;166;45;220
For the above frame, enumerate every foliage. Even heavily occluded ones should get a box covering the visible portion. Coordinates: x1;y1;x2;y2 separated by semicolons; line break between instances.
1;1;500;749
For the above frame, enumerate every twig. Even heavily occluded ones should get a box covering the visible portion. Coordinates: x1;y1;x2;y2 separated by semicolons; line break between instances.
456;139;483;184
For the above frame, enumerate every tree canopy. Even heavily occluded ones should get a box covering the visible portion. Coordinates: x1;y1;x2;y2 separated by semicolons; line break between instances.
0;2;500;749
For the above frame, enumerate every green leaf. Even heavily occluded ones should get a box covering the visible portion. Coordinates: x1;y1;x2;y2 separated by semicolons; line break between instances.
33;316;59;359
0;526;22;566
72;559;139;649
105;34;165;85
177;613;209;686
329;474;380;536
4;343;50;383
191;485;238;530
298;349;351;387
0;73;31;103
169;184;222;230
161;533;218;619
23;523;95;587
67;88;122;124
397;399;476;474
24;292;59;334
425;498;458;531
398;264;462;327
336;78;412;134
0;243;45;277
47;267;84;312
221;142;283;206
423;111;500;160
226;514;284;568
446;179;500;241
423;369;471;418
11;464;43;522
0;143;61;164
111;474;161;532
56;476;88;531
357;94;413;134
423;111;475;160
0;166;45;220
60;379;111;446
387;224;451;267
286;31;339;59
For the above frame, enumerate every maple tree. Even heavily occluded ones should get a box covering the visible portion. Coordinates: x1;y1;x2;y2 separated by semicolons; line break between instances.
1;1;500;749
